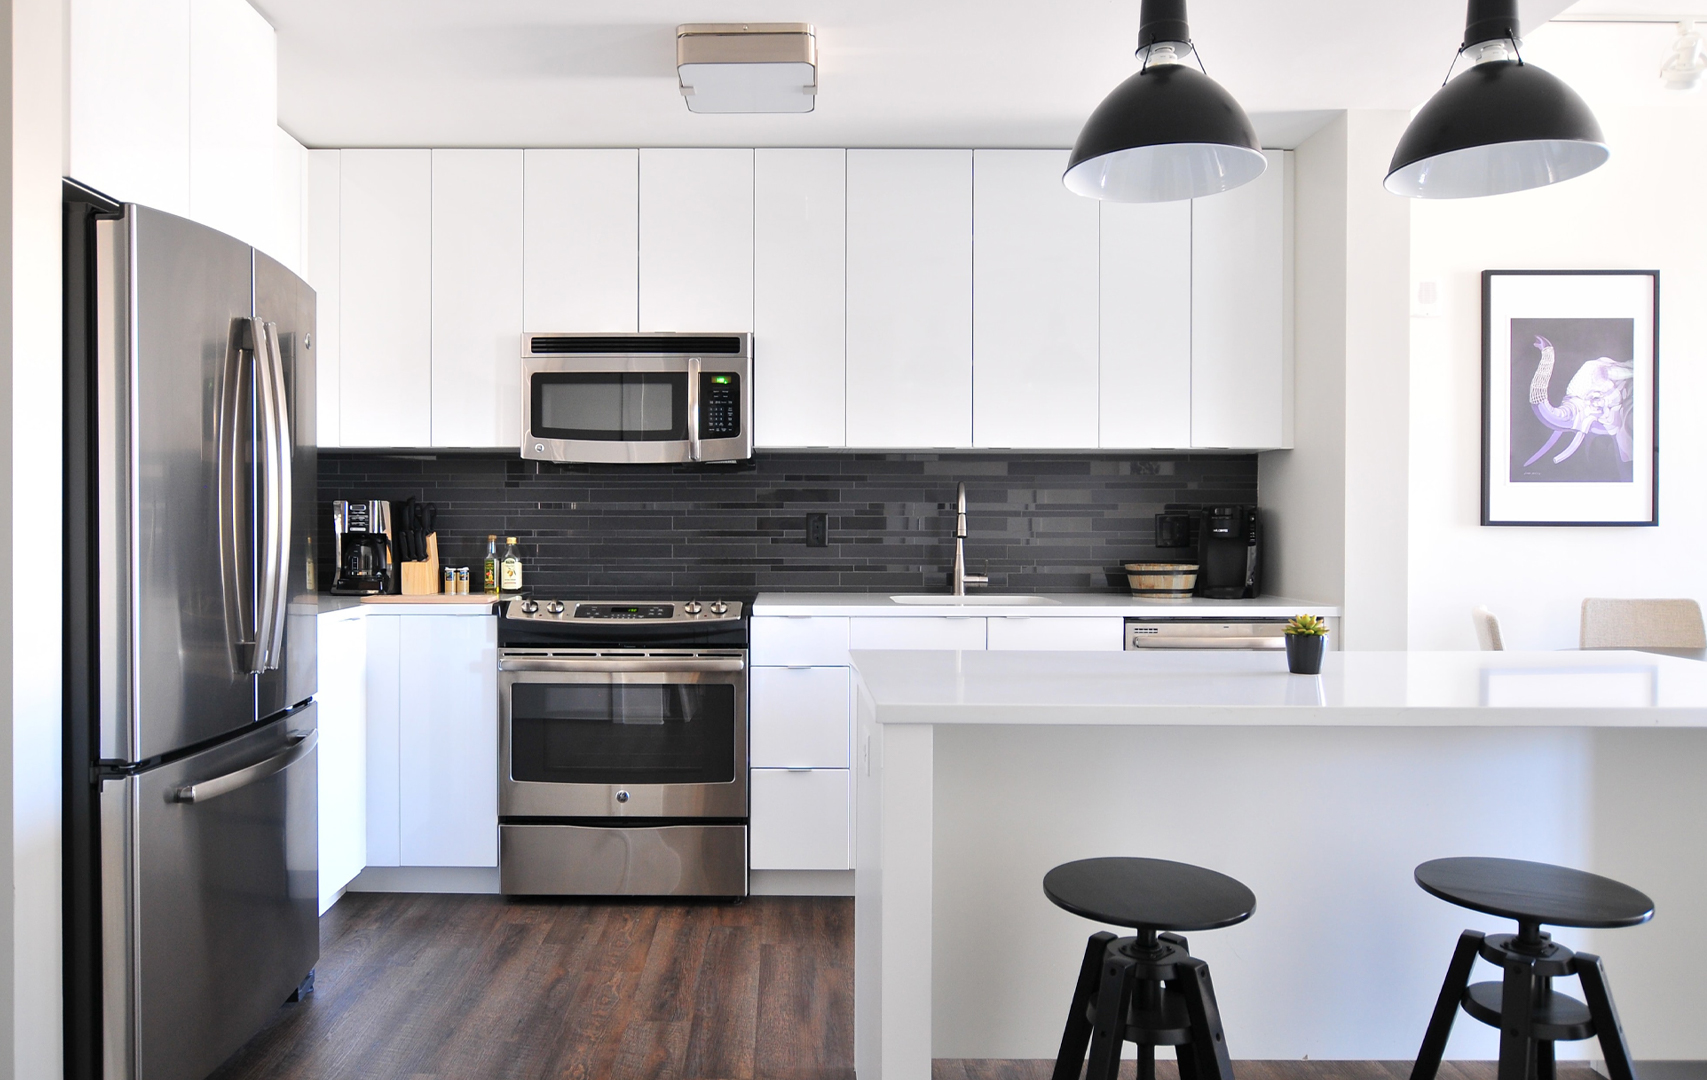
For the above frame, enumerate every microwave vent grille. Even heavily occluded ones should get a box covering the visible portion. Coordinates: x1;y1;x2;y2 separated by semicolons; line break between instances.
525;334;746;356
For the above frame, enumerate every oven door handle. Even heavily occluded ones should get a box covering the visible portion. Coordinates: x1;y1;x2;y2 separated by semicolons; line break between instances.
500;657;747;674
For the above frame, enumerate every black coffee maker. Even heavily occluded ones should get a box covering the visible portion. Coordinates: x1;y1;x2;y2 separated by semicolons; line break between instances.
1196;505;1262;599
331;499;395;595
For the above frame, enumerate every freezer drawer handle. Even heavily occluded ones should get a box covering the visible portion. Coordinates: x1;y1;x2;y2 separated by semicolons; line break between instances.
171;731;317;804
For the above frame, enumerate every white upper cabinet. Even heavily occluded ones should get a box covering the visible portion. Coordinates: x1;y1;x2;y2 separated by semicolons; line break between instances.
523;149;638;333
339;150;433;448
431;150;525;448
754;149;847;448
1190;149;1293;449
69;0;192;216
846;150;973;449
639;148;754;332
972;150;1101;449
272;129;307;277
306;151;341;446
1100;199;1193;449
187;0;278;253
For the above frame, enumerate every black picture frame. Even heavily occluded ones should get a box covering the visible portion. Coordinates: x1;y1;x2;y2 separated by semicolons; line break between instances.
1481;270;1659;527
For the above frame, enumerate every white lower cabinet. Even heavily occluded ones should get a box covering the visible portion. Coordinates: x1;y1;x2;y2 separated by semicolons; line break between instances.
849;616;987;651
750;768;851;870
365;613;499;869
751;667;850;768
987;616;1125;651
316;609;367;913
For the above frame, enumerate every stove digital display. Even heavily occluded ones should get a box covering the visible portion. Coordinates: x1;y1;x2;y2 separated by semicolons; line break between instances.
572;604;674;620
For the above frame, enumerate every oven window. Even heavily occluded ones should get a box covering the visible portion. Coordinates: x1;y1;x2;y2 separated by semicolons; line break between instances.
531;373;688;442
509;682;737;785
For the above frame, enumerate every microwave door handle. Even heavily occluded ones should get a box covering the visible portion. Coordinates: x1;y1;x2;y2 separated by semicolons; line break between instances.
687;355;701;461
218;319;258;673
259;321;292;669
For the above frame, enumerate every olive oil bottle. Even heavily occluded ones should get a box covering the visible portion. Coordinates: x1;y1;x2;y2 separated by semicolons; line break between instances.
482;535;500;594
500;537;524;592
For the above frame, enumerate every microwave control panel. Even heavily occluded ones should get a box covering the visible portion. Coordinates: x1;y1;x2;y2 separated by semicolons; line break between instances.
700;372;741;438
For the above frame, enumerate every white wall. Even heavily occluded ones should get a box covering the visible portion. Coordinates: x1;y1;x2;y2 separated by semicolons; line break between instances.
1407;105;1707;650
2;0;67;1073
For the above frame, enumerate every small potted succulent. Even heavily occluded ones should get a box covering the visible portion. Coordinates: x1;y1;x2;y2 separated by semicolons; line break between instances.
1284;614;1329;675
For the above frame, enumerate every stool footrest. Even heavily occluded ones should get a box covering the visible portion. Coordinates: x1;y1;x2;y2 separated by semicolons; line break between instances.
1462;982;1596;1042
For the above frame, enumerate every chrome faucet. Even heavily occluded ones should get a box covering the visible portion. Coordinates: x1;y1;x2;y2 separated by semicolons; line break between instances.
952;482;988;596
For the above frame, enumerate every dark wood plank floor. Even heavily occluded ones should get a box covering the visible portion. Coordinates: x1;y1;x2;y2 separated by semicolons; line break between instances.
208;893;1603;1080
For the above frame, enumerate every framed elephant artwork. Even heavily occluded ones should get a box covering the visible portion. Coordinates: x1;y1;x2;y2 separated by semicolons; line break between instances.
1482;270;1659;526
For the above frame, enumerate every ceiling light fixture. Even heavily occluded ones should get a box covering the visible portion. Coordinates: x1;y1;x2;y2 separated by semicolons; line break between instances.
1062;0;1265;203
1661;20;1707;91
1385;0;1608;199
676;23;816;114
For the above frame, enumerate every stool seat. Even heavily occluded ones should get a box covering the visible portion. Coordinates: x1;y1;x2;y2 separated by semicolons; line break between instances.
1044;857;1256;933
1415;857;1654;929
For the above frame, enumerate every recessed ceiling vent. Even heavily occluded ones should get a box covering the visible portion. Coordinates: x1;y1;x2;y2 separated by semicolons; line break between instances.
676;23;817;114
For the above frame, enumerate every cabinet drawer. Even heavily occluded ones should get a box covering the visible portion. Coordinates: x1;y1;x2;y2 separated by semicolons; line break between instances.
750;768;851;870
752;667;850;768
849;616;986;651
751;616;850;666
986;616;1125;652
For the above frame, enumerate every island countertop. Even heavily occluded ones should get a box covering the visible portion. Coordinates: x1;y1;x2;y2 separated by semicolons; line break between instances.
848;648;1707;727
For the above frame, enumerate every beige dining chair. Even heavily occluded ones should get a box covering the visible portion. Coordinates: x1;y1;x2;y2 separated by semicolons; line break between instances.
1579;598;1707;650
1471;607;1504;651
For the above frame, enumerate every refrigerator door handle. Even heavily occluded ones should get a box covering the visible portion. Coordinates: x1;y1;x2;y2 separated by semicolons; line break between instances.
218;318;258;673
254;319;292;670
170;730;317;804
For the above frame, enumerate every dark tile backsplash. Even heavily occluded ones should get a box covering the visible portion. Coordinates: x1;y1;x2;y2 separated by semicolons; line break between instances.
317;451;1258;598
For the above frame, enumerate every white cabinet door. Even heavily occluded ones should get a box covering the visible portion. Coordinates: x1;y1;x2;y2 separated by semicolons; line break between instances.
187;0;277;252
364;614;401;867
750;769;851;870
431;150;525;448
272;129;307;277
523;149;638;333
1101;200;1192;449
316;611;367;912
69;0;191;217
755;149;846;448
1191;149;1293;450
306;151;342;446
750;616;850;667
639;148;754;332
751;667;850;768
846;150;973;448
986;616;1126;652
849;617;986;651
397;615;499;867
339;150;433;447
971;150;1100;449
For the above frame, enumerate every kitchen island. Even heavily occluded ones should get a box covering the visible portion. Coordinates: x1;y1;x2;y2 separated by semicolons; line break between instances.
851;649;1707;1079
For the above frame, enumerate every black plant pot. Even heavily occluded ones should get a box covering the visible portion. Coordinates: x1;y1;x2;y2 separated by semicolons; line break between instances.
1285;633;1326;675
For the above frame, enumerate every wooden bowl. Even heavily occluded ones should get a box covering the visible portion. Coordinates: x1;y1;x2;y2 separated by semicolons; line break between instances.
1124;562;1199;599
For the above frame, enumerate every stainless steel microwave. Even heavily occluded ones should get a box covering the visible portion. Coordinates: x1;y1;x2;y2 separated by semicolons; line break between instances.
520;333;753;464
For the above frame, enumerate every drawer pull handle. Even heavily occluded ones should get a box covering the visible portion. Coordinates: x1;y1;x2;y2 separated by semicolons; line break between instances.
785;767;813;773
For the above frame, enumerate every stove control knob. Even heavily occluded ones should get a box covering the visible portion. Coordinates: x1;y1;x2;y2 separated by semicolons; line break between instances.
710;599;729;616
547;600;565;615
684;600;703;615
520;599;539;615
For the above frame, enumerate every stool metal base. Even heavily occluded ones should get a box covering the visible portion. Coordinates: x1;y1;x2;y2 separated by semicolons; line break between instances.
1411;929;1638;1080
1053;931;1235;1080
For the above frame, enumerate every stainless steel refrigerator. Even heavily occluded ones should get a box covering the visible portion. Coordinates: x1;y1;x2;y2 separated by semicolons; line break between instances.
64;185;319;1080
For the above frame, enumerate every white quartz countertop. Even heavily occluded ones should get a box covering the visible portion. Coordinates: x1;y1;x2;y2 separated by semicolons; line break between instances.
753;592;1338;618
850;648;1707;726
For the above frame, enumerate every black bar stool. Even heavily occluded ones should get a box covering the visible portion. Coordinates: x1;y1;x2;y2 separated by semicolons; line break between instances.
1410;857;1654;1080
1045;857;1256;1080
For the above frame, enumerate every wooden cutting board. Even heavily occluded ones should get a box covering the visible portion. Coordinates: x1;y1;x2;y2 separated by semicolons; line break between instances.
359;594;499;605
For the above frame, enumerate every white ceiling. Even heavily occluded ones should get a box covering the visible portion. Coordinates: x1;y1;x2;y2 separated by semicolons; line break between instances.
260;0;1662;150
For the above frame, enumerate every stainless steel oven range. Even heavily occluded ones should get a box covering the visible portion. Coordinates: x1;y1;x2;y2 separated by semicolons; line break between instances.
498;598;749;897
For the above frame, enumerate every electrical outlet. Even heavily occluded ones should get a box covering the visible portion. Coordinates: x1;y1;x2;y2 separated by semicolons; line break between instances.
805;512;828;547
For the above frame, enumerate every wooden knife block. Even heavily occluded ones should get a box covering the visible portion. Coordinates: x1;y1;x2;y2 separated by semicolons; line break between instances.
398;532;441;595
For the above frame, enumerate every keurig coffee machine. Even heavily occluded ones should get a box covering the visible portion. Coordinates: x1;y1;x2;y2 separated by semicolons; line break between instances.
1196;505;1262;599
331;499;395;595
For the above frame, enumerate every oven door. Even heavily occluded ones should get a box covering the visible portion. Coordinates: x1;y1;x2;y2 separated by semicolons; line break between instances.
520;355;751;464
499;651;748;819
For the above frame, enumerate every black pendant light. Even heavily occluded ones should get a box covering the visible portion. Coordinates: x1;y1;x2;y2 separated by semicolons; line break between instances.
1064;0;1265;203
1386;0;1608;199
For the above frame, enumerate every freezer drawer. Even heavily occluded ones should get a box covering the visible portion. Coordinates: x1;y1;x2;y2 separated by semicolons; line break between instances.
500;823;747;897
102;708;319;1080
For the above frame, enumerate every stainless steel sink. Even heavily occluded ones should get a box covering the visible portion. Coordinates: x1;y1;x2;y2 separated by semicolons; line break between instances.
888;595;1060;606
